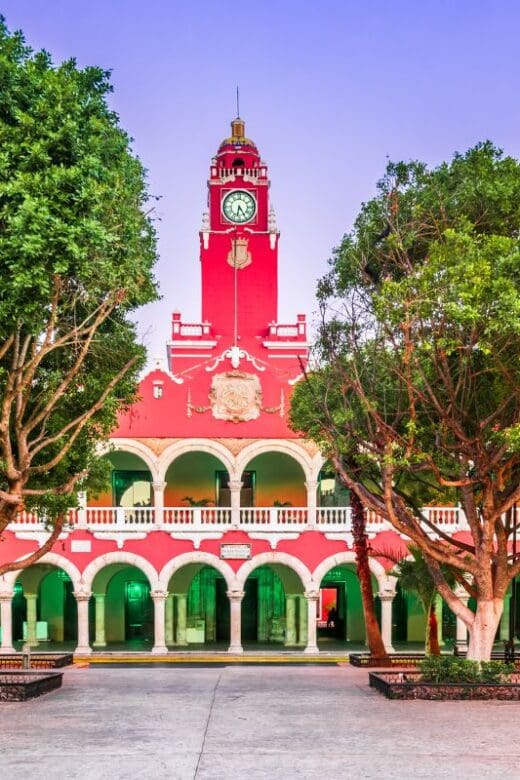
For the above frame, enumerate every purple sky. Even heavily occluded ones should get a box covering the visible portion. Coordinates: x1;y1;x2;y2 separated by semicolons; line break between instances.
3;1;520;365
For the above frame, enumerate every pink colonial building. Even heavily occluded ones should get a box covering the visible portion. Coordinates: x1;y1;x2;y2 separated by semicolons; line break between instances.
0;119;484;656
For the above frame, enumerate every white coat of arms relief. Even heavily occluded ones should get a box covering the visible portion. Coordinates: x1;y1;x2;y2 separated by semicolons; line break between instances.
210;371;262;422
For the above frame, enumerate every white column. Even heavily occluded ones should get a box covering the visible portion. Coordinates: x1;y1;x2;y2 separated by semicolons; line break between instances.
305;479;318;527
165;594;174;645
0;592;15;653
229;480;242;527
77;490;88;529
500;593;512;641
304;590;319;654
175;593;188;646
227;590;244;654
378;592;396;653
25;593;38;648
151;590;168;654
455;587;469;653
93;594;106;648
74;590;92;655
285;595;298;646
152;481;166;528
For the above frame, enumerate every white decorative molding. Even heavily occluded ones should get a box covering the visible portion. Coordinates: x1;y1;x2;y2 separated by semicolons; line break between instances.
324;532;354;547
248;532;300;550
205;346;266;372
92;532;147;550
262;341;309;349
288;374;304;385
14;531;69;544
169;532;224;549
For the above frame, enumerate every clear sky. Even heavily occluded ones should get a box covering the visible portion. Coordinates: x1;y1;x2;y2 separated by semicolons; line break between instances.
2;1;520;365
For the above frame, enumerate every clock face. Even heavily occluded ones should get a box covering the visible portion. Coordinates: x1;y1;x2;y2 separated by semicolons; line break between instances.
222;190;257;224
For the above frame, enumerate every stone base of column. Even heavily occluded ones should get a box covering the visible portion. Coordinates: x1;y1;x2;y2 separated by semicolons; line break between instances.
228;643;243;654
75;645;92;655
152;645;168;655
93;641;107;648
0;645;16;654
455;639;468;653
303;644;319;655
383;643;395;654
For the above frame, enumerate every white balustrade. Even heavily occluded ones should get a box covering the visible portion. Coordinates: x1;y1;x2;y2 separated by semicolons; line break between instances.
6;504;474;534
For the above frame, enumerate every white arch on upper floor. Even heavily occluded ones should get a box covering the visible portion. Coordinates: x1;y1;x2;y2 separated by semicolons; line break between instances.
158;439;237;482
234;551;313;594
80;551;160;592
2;552;83;593
235;440;314;483
99;438;161;482
158;552;236;592
310;552;390;593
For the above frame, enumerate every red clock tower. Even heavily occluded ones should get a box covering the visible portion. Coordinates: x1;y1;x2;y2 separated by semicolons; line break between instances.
115;117;308;438
200;117;278;339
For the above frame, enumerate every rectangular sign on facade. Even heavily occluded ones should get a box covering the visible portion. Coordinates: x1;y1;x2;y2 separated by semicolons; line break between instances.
220;543;252;560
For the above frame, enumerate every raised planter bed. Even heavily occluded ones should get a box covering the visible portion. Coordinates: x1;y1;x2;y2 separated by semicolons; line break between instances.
369;670;520;700
0;653;73;670
0;670;63;702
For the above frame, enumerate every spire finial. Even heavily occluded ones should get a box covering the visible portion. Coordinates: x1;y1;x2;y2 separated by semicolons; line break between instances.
236;85;240;118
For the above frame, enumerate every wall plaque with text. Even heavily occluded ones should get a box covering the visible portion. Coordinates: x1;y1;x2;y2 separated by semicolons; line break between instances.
220;543;252;560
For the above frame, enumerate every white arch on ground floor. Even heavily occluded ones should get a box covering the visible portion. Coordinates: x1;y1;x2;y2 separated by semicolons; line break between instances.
157;438;238;481
235;440;314;484
80;551;160;592
234;551;313;594
99;438;161;482
2;552;83;593
158;552;236;592
310;552;393;593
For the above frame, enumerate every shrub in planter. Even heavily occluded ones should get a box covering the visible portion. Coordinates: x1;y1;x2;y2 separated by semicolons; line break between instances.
420;656;515;684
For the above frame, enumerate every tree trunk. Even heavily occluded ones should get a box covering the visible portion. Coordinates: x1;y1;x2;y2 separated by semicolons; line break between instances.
466;599;503;661
350;491;388;658
426;600;440;656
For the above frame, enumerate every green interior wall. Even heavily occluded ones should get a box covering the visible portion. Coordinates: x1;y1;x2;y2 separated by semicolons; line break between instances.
406;592;426;641
90;452;151;507
245;453;306;506
186;566;222;642
39;571;65;641
165;452;225;506
104;566;152;643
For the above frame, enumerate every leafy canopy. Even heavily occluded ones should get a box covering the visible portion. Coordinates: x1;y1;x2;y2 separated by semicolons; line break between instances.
0;19;158;536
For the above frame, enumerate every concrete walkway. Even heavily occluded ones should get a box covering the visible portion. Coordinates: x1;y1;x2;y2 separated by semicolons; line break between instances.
0;664;519;779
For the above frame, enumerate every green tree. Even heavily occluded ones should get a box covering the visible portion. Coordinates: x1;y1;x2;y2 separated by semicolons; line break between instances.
290;143;520;661
0;21;158;575
388;547;456;656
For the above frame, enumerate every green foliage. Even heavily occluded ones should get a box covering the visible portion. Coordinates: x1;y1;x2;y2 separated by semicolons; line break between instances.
420;656;515;684
0;20;158;530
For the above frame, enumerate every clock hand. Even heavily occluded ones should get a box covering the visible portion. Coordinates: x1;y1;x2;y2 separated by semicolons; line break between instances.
236;204;245;217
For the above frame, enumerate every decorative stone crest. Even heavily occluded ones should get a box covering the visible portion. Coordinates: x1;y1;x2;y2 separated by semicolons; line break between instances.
227;237;252;270
210;371;262;422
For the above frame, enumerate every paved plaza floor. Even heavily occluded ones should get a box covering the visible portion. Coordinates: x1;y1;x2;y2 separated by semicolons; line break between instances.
1;664;519;779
